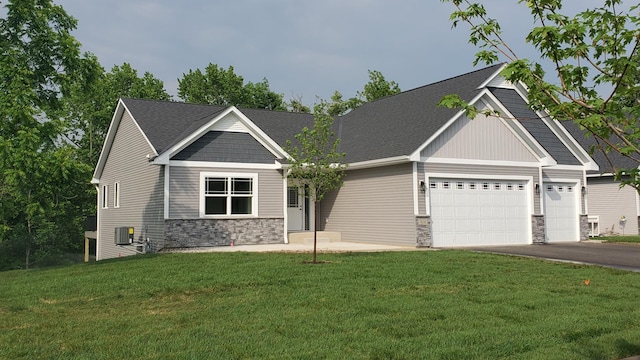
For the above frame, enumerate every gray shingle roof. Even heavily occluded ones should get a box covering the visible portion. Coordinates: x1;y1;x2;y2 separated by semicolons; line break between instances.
562;120;638;174
338;64;504;162
124;64;586;166
488;88;582;166
122;98;226;154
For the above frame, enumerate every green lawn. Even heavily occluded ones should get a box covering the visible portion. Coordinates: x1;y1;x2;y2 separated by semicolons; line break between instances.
599;235;640;244
1;251;639;359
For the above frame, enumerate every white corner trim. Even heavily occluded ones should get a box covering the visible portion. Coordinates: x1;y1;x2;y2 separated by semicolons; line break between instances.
164;165;170;219
282;177;289;243
412;162;419;216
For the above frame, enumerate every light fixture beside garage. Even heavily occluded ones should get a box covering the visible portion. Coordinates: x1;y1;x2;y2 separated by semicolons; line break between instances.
535;183;540;194
419;180;426;192
582;186;587;195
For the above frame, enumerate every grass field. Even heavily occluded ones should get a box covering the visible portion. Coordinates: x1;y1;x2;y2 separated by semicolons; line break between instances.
599;235;640;244
1;250;640;359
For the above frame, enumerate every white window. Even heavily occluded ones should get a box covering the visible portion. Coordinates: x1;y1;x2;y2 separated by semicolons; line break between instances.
200;173;257;217
113;182;120;208
101;185;108;209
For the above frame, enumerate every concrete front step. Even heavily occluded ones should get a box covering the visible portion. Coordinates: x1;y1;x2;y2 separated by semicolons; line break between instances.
288;231;341;244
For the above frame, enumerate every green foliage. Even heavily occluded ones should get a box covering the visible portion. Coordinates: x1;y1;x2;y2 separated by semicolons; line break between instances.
285;101;347;262
0;0;93;270
443;0;640;191
2;251;640;358
63;59;171;165
285;101;347;203
328;70;402;116
177;63;286;110
358;69;401;102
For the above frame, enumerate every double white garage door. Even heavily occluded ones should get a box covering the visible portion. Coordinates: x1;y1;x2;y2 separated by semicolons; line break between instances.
429;178;578;247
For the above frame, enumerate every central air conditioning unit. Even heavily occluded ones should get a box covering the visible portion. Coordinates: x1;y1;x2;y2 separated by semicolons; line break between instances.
114;227;134;245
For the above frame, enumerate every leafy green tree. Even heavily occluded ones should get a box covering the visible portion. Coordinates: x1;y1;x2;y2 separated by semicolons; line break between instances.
0;0;92;269
327;70;401;116
441;0;640;191
358;70;401;102
287;95;312;113
64;60;171;165
177;63;286;110
285;102;347;263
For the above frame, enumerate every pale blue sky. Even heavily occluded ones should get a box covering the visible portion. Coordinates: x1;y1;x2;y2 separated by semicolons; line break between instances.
54;1;609;105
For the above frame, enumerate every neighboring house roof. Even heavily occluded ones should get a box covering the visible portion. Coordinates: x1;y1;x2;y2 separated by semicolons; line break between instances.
562;121;639;174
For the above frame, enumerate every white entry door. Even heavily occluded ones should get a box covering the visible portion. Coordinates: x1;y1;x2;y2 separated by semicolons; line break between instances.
543;183;579;242
430;178;531;247
287;187;304;231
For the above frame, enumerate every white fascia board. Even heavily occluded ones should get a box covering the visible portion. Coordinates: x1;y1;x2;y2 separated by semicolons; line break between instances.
169;160;283;170
92;99;142;183
346;156;411;170
542;164;591;171
410;88;555;166
92;99;158;183
541;116;599;172
424;157;541;168
232;108;292;161
482;90;557;166
153;106;289;165
410;89;490;160
511;84;599;172
476;63;508;89
586;172;615;178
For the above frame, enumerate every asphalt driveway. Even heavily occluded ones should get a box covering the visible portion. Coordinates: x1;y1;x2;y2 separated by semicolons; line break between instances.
463;242;640;272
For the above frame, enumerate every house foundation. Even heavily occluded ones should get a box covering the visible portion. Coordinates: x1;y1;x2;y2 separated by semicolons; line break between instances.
164;218;284;248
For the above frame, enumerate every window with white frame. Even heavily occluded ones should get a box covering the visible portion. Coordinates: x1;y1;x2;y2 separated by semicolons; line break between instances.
200;173;257;217
101;185;108;209
113;182;120;208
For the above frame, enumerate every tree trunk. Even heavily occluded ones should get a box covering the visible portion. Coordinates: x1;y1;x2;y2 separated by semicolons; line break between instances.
313;201;318;263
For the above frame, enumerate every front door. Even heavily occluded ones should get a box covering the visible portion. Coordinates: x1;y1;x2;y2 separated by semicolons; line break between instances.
287;187;304;231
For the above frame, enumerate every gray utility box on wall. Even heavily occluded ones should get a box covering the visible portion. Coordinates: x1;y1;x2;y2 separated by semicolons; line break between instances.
114;227;134;245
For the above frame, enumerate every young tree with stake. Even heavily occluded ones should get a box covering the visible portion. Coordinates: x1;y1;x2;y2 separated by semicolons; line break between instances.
285;101;347;263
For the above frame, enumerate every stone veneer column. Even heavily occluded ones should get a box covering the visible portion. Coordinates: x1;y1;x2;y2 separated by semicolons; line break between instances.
579;215;589;241
164;218;284;249
416;216;432;247
531;215;545;244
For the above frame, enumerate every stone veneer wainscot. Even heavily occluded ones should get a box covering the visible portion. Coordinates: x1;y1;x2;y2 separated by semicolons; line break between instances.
164;218;284;248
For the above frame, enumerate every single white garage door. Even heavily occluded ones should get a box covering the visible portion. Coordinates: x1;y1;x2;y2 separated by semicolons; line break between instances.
429;178;530;247
543;183;579;242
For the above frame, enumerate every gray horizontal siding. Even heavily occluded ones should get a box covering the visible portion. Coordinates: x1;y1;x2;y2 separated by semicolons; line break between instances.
426;162;540;213
169;166;284;219
98;111;165;260
587;177;639;235
320;163;417;246
172;131;276;163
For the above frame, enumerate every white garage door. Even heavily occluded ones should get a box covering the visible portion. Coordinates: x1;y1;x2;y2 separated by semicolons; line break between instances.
429;178;530;247
544;183;579;242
